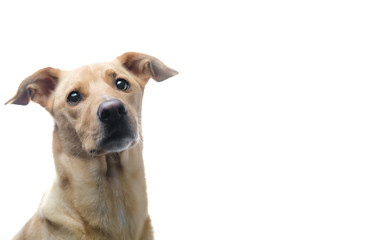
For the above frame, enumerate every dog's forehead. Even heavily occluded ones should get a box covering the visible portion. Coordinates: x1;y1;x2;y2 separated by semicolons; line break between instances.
57;61;134;90
63;62;128;82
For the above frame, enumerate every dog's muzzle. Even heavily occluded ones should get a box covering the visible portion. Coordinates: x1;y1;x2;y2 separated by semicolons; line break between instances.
96;99;136;153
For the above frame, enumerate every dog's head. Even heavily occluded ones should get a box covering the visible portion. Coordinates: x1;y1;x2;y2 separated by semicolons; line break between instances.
6;52;178;155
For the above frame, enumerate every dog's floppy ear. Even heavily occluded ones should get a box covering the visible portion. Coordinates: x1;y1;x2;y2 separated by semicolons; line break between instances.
5;67;60;107
117;52;178;84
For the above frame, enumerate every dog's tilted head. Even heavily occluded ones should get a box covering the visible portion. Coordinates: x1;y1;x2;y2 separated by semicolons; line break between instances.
6;52;178;155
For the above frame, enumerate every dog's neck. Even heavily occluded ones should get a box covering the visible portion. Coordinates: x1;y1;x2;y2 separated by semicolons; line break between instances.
44;128;149;238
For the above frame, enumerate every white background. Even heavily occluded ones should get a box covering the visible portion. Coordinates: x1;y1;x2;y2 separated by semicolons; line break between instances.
0;0;365;239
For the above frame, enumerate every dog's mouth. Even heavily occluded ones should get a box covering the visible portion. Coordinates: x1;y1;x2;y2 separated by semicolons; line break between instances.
90;127;137;155
102;130;134;150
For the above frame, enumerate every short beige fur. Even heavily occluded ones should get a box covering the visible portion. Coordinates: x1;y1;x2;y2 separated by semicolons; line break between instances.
6;52;178;240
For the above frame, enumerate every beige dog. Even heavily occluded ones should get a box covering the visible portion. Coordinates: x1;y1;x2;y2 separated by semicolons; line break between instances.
6;52;178;240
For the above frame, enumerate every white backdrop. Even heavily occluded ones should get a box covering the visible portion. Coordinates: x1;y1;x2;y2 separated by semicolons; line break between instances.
0;0;366;239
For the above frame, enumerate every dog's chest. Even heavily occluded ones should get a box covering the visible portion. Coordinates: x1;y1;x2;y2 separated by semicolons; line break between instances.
107;159;127;225
90;157;146;239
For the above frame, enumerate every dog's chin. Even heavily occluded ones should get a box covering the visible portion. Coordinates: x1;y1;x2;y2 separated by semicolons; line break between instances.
90;134;137;155
103;138;134;153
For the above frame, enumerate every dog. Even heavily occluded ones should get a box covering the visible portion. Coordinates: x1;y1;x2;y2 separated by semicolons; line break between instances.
6;52;178;240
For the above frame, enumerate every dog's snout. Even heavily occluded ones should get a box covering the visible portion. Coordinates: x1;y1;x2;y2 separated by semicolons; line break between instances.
97;99;127;123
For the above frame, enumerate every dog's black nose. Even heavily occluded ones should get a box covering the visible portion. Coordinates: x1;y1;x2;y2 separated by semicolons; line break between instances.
97;99;127;123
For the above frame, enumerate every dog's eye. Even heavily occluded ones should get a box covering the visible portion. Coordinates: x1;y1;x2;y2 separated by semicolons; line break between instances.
115;78;130;92
67;91;82;105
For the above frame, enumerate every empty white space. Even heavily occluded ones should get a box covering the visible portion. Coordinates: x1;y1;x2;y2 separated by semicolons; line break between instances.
0;0;365;239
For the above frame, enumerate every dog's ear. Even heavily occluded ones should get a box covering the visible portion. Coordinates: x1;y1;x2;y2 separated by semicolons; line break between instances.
5;67;60;107
117;52;178;84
